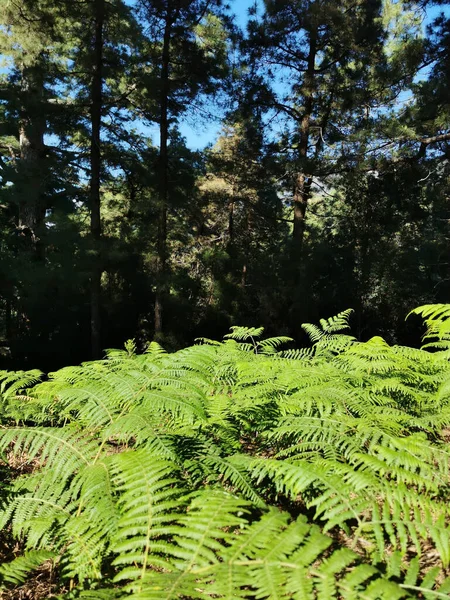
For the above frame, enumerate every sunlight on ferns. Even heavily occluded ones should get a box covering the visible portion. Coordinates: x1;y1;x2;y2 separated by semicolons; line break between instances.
0;305;450;597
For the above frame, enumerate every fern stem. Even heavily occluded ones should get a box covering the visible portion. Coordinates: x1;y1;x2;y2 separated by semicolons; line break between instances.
400;584;450;598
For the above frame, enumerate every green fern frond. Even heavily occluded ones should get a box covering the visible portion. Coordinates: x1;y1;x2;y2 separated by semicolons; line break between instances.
303;309;354;342
0;426;100;482
129;505;408;600
194;337;222;346
319;308;354;332
201;453;266;506
0;549;56;586
277;346;316;360
409;304;450;349
145;340;167;354
0;369;42;401
258;336;293;354
111;450;185;584
224;325;265;341
409;304;450;322
302;322;324;343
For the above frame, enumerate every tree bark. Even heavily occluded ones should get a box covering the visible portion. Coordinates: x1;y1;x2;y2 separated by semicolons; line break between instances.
228;200;234;247
292;31;317;248
90;0;105;359
154;8;172;337
418;131;450;158
18;63;46;239
241;203;251;288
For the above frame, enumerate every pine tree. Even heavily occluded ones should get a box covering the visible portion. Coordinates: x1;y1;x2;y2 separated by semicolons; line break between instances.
0;0;143;364
59;0;142;358
198;114;287;329
246;0;423;254
0;0;67;241
135;0;229;337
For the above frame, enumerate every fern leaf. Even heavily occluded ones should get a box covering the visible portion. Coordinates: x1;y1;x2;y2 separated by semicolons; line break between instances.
111;450;185;584
224;326;265;341
0;549;56;586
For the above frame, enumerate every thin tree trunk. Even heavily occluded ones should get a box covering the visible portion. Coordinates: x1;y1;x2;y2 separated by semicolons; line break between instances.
241;264;247;288
292;171;311;246
154;9;172;337
18;64;46;240
90;0;105;359
292;31;317;248
227;182;236;274
228;200;234;246
293;87;335;250
5;298;12;345
241;201;252;288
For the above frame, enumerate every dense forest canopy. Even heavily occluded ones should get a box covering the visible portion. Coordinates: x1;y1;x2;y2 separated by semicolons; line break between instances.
0;0;449;370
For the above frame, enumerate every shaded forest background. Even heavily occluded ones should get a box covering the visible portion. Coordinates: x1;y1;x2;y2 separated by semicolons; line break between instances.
0;0;449;371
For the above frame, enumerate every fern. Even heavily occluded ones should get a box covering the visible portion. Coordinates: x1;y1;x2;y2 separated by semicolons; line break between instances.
1;309;450;597
409;303;450;352
0;549;56;586
108;494;410;600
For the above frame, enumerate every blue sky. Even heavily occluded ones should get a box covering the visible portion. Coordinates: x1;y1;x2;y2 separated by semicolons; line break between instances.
178;0;256;149
231;0;257;28
179;0;450;150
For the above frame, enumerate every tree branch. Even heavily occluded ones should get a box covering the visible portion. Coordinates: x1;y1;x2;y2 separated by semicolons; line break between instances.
418;131;450;157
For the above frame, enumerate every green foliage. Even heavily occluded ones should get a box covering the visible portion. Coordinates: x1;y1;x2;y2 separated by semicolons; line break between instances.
1;307;450;597
409;304;450;352
0;550;56;586
0;0;448;369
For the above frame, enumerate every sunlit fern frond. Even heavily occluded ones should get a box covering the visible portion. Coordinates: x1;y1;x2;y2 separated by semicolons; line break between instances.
319;308;354;333
224;325;265;342
302;309;356;352
2;306;450;597
0;426;101;485
144;340;168;357
257;335;293;354
110;450;186;585
200;453;266;506
117;499;409;600
0;369;42;406
409;303;450;351
277;345;317;360
0;549;56;587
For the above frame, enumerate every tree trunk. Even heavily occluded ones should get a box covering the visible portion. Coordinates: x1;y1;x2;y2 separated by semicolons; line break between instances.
18;64;46;240
292;31;317;248
228;200;234;247
292;171;312;247
241;200;252;288
293;87;334;250
90;0;105;359
154;9;172;337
